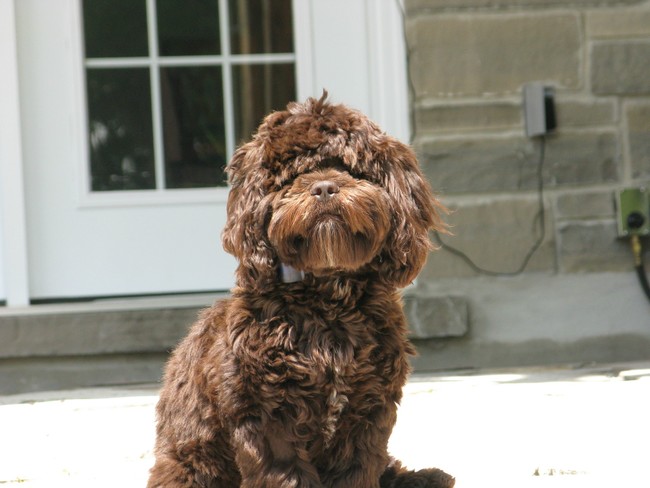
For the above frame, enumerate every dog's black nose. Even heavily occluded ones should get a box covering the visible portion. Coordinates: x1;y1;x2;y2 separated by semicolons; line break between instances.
310;180;340;200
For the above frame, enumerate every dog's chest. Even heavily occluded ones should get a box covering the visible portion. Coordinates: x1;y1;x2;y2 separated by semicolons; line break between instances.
320;360;349;446
291;318;373;446
255;299;389;447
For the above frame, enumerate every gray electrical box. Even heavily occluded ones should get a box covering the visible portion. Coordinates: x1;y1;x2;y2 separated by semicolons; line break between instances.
616;187;650;237
523;83;557;138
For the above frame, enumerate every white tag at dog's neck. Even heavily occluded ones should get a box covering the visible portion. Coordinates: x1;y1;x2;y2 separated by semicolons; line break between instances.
280;263;305;283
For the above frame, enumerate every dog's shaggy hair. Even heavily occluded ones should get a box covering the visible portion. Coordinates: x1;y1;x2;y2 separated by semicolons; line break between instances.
148;94;454;488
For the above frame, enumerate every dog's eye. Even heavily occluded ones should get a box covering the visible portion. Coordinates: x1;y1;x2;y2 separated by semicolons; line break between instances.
292;236;305;249
346;169;364;181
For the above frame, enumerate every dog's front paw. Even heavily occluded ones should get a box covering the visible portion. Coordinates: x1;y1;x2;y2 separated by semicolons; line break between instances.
380;462;455;488
405;468;455;488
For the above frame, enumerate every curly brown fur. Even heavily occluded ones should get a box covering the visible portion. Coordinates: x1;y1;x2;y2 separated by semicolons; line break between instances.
148;93;454;488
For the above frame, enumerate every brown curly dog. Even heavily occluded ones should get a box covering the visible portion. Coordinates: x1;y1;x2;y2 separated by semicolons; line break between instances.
147;93;454;488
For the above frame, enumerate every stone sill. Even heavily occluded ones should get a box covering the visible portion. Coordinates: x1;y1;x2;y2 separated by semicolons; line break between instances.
0;296;216;360
0;292;467;360
0;292;221;317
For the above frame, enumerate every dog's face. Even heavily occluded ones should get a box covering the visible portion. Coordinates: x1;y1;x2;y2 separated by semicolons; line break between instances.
267;163;391;275
222;94;446;290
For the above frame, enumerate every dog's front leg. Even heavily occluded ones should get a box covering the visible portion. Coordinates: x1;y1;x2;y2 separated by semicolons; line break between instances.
232;417;323;488
321;403;397;488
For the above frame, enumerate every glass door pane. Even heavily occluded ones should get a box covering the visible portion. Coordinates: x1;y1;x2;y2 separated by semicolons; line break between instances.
160;66;227;188
229;0;293;54
232;63;296;144
157;0;221;56
83;0;149;58
86;68;156;191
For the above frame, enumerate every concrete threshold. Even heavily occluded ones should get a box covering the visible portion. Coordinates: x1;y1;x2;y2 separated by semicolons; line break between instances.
0;293;227;395
0;292;223;316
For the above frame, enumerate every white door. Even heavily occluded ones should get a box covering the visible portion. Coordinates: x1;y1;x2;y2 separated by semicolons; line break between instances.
14;0;408;302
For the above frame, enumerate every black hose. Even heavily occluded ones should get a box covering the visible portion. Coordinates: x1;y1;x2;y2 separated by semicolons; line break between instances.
635;264;650;303
631;235;650;303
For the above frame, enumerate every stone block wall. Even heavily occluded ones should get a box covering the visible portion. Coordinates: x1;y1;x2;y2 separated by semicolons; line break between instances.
402;0;650;367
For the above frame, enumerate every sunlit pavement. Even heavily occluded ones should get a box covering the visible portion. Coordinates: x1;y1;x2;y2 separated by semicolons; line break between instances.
1;362;648;487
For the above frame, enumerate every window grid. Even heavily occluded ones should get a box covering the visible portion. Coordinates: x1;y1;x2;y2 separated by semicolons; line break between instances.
85;54;296;69
145;0;164;190
218;0;235;178
83;0;296;192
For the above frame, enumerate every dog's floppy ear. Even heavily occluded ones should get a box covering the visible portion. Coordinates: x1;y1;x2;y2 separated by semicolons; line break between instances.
374;138;447;287
221;140;277;290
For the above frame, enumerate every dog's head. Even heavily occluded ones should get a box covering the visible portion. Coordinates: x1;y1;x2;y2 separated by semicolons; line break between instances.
222;93;446;291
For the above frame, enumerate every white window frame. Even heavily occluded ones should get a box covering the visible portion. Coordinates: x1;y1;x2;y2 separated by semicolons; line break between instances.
292;0;409;142
74;0;299;208
0;0;30;306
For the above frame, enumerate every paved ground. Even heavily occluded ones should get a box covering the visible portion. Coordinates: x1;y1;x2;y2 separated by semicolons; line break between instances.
1;361;649;487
